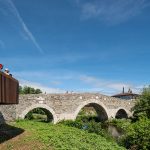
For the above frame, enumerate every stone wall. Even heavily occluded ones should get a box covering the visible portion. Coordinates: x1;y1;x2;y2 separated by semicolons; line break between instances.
0;93;135;124
0;104;16;124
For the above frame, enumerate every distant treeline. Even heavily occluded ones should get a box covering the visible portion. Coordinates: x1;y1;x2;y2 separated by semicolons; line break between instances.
19;86;42;94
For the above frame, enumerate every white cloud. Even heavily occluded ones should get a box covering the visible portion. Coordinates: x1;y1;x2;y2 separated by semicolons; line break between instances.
0;0;44;54
75;0;150;24
80;75;142;95
19;79;65;93
11;70;143;95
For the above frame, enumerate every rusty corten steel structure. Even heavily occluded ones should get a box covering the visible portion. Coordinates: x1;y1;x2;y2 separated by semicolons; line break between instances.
0;71;19;104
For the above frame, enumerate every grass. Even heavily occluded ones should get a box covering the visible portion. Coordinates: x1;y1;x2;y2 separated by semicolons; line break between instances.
0;120;125;150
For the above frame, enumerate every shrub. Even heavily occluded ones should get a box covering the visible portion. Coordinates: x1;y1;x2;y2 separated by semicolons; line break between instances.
60;118;113;142
109;118;150;150
25;112;33;120
132;86;150;120
120;118;150;150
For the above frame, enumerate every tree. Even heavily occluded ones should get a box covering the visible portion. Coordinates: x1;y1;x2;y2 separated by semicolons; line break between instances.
19;86;23;94
35;89;42;94
132;86;150;119
19;86;42;94
23;86;30;94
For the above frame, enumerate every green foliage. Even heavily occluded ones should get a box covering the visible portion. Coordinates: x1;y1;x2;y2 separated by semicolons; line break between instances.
32;108;46;115
133;86;150;120
25;111;34;120
25;108;47;122
35;88;42;94
13;120;125;150
19;86;23;94
108;118;150;150
107;119;131;130
19;86;42;94
61;120;83;129
120;118;150;150
78;106;97;117
60;117;113;142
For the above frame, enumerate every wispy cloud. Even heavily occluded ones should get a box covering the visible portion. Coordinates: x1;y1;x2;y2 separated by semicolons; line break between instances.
80;75;142;95
0;0;44;54
12;70;76;82
75;0;150;24
0;40;5;49
20;79;65;93
12;70;143;95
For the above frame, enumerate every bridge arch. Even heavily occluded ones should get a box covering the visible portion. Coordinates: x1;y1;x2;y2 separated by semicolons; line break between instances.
73;100;109;121
115;107;130;119
18;104;58;124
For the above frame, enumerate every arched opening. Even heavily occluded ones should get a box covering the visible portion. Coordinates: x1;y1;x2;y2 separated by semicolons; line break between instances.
76;103;108;122
115;109;128;119
25;107;53;123
19;104;57;123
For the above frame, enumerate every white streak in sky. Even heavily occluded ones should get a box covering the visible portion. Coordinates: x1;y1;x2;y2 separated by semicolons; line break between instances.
0;0;44;54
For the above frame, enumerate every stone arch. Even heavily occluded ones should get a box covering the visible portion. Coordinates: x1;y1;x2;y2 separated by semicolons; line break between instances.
18;104;57;124
73;100;109;121
115;107;129;119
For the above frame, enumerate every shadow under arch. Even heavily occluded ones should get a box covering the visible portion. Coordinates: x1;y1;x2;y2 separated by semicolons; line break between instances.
18;104;57;124
0;111;5;124
73;100;109;121
115;108;128;119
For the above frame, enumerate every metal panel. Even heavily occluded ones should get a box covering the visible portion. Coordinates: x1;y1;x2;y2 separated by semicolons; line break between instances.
0;71;19;104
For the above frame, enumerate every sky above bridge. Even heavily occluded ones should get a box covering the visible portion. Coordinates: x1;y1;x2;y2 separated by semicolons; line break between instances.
0;0;150;95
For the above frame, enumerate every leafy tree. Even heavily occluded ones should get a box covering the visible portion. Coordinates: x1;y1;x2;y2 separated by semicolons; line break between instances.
118;118;150;150
19;86;24;94
19;86;42;94
35;89;42;94
23;86;30;94
132;86;150;119
29;87;35;94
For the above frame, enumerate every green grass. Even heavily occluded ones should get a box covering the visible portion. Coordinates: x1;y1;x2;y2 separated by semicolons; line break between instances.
8;120;125;150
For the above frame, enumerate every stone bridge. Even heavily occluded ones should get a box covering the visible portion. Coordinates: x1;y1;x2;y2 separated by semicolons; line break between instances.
0;93;135;124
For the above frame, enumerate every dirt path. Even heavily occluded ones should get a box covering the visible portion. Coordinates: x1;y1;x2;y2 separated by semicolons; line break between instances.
0;131;47;150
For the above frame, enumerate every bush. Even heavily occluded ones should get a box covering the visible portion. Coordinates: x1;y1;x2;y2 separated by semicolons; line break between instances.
108;118;150;150
133;86;150;120
60;118;113;142
120;118;150;150
107;119;131;130
60;120;83;129
25;112;33;120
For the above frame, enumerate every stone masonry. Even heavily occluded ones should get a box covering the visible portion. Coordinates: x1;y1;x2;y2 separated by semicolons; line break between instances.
0;93;135;124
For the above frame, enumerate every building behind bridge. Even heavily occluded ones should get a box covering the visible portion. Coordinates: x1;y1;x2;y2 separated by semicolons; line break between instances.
112;87;139;100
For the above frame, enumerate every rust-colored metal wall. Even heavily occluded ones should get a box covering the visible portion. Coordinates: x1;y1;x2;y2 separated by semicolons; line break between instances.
0;71;19;104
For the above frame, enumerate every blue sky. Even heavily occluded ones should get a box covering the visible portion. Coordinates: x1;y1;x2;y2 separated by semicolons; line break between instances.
0;0;150;95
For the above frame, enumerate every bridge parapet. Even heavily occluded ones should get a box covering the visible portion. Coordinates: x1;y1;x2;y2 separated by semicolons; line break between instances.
0;93;136;123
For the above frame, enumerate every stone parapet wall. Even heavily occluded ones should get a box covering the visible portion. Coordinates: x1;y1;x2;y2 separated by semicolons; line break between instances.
0;93;136;123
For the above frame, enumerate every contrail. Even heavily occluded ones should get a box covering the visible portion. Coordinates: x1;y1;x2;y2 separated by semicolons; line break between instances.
0;0;44;54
